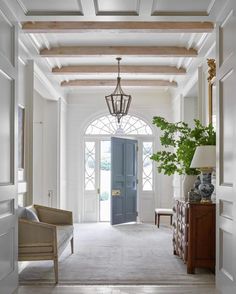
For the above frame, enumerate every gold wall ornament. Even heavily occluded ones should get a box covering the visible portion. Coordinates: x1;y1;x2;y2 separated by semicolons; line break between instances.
207;59;216;82
207;59;216;125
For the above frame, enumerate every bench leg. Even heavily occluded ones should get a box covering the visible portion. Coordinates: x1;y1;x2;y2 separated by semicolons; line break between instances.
157;214;160;228
54;258;58;284
170;215;173;225
155;212;157;225
70;237;74;254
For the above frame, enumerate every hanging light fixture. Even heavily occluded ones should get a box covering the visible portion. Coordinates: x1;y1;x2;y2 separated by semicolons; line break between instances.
105;57;132;124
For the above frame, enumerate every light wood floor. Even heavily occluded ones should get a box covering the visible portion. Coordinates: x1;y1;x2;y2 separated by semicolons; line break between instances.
16;285;220;294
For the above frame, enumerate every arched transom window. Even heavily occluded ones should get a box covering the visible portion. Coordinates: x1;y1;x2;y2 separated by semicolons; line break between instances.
85;115;152;135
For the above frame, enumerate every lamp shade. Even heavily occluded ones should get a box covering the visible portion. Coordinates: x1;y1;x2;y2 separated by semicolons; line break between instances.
190;145;216;169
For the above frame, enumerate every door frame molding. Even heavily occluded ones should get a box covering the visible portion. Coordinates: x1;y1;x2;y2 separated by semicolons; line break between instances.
82;135;155;222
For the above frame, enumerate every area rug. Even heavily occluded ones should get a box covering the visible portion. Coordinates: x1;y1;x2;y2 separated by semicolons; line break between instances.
19;223;215;285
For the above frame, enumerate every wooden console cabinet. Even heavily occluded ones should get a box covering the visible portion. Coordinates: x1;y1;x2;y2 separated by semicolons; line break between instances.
173;200;215;274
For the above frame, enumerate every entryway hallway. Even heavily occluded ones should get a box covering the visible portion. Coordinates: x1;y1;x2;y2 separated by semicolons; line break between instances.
19;223;214;285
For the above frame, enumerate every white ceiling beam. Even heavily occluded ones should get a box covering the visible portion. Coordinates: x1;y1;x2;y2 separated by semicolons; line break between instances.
22;21;214;33
61;79;178;87
40;46;197;57
52;65;186;75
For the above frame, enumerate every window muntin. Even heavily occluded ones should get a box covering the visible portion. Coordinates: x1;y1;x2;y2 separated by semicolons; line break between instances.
85;115;152;135
84;141;96;191
142;142;153;191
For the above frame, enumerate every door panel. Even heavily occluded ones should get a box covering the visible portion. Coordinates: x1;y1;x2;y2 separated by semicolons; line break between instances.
0;4;18;294
0;226;14;280
111;138;126;225
0;11;14;65
111;137;137;225
216;1;236;293
125;140;137;222
219;68;234;185
0;74;13;184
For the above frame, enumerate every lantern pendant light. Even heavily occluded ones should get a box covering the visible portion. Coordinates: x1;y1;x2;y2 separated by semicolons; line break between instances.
105;57;132;124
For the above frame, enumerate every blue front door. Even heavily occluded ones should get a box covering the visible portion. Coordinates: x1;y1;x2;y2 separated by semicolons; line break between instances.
111;137;138;225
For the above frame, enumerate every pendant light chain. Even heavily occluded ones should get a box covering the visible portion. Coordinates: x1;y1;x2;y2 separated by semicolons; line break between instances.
117;57;121;78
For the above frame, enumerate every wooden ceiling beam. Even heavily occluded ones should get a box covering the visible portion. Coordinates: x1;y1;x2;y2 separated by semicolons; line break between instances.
22;21;214;33
52;65;186;75
41;46;197;57
61;79;177;87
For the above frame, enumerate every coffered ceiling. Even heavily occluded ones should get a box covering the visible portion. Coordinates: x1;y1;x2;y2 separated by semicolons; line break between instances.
14;0;216;18
6;0;219;97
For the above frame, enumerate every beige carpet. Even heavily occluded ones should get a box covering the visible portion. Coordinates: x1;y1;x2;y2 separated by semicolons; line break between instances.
19;223;215;285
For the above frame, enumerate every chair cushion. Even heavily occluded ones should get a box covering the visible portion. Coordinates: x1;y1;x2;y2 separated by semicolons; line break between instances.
18;206;40;222
18;206;27;218
155;208;173;215
56;225;73;249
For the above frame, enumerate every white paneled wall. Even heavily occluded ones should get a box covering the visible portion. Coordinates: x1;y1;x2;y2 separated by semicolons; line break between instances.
33;91;59;207
67;89;173;222
18;60;34;206
18;59;65;210
183;96;198;128
171;95;183;200
171;62;214;201
59;98;68;210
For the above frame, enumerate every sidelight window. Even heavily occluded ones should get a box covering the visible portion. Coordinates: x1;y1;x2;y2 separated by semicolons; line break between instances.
142;142;153;191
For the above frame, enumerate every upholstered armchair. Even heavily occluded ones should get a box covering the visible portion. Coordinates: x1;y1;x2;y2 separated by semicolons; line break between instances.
18;205;74;283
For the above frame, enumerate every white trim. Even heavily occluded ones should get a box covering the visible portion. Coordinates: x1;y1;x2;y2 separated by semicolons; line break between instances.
83;112;155;136
15;0;28;15
82;136;155;223
34;63;62;101
207;0;217;15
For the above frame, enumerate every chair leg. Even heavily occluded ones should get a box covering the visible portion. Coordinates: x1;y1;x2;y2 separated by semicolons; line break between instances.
155;212;157;225
54;258;58;284
70;237;74;254
157;214;160;228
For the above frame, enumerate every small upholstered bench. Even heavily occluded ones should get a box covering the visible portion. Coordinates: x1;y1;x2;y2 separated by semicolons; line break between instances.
155;208;173;228
18;205;74;283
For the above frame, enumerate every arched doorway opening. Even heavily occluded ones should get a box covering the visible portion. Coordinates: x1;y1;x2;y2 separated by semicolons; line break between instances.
83;114;154;222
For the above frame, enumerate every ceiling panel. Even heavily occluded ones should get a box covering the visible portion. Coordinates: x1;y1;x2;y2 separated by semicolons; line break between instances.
17;0;83;16
94;0;140;16
152;0;213;16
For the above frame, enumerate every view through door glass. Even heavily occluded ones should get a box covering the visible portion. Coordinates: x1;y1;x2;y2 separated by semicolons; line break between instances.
100;141;111;221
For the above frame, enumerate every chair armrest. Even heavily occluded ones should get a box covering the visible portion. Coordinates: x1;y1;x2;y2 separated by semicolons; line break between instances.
18;219;57;247
33;205;73;225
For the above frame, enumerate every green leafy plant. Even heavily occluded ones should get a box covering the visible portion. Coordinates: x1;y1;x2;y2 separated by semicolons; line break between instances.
151;117;216;176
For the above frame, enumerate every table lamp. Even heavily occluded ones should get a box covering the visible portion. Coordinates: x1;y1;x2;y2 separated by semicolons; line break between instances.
190;145;216;203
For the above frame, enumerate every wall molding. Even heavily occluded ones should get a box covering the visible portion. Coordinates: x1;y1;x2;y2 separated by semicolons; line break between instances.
34;63;62;101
